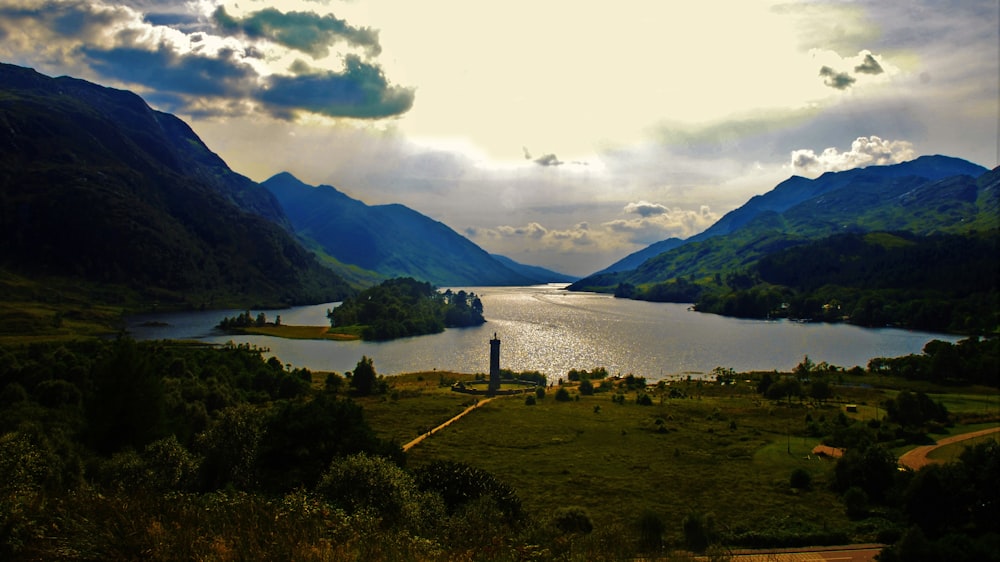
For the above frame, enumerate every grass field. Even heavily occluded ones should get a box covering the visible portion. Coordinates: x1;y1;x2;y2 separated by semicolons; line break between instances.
359;375;862;545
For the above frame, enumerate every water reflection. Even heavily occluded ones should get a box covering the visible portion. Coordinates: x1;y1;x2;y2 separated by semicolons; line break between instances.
127;285;958;382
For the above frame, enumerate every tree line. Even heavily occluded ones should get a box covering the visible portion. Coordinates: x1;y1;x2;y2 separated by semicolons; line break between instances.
327;277;485;340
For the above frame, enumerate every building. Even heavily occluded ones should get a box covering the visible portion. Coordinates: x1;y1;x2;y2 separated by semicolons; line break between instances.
489;333;501;394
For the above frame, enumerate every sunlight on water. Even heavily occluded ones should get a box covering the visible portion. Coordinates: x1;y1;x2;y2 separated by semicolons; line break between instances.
128;284;959;383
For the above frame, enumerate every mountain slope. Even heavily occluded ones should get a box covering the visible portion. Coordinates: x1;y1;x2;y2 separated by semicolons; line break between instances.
571;156;993;291
688;155;988;242
0;63;351;311
263;172;545;286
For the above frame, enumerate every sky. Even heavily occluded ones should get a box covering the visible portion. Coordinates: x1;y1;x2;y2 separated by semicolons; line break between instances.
1;0;997;276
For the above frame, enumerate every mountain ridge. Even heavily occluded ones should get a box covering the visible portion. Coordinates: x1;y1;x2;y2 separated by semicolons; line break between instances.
0;62;351;313
573;155;991;288
263;172;572;286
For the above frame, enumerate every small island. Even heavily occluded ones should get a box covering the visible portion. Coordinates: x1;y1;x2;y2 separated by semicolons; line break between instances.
217;277;486;342
328;277;485;340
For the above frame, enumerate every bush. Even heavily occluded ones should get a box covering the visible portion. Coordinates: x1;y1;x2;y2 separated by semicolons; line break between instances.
317;453;440;531
682;511;716;552
790;467;812;490
555;387;572;402
637;510;665;551
551;506;594;534
413;460;522;522
636;393;653;406
524;395;536;406
843;486;869;519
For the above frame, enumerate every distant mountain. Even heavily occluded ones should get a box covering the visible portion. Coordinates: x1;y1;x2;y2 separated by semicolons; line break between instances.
0;63;351;310
570;156;994;292
490;254;578;283
263;173;549;286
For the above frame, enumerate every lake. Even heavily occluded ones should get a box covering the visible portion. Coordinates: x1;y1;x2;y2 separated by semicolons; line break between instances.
127;284;957;382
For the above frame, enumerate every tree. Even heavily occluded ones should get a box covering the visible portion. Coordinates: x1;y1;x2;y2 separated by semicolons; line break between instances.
809;379;832;404
350;356;378;396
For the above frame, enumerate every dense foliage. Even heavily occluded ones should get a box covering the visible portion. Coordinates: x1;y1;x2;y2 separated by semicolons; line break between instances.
0;339;536;560
867;336;999;387
694;230;999;333
328;277;485;340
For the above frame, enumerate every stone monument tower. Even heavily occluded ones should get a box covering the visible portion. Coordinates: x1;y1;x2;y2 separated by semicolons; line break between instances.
488;333;501;394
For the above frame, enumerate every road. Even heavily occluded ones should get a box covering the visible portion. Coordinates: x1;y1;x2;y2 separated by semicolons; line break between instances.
401;397;494;452
897;425;1000;470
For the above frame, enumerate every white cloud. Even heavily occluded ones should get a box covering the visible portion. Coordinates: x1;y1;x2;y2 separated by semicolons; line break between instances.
789;136;917;176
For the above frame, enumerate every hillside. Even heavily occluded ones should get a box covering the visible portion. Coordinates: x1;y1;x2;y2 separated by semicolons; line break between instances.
568;158;998;333
263;172;563;286
0;63;352;321
572;157;994;290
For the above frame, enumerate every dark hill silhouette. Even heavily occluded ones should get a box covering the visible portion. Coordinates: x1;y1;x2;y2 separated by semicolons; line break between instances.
0;62;351;308
263;172;567;286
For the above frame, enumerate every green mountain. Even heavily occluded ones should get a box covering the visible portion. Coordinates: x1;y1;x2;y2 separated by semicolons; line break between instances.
572;156;994;291
263;172;565;286
569;157;998;333
0;63;352;317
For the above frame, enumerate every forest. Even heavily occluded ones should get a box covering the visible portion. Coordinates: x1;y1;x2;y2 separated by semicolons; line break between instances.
688;230;998;334
327;277;485;340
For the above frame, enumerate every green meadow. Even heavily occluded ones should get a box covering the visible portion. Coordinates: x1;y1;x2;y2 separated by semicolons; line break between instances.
358;374;874;546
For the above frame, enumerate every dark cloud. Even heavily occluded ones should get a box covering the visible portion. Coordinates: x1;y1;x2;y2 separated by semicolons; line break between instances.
623;201;668;217
0;0;133;44
854;53;884;75
258;55;414;119
213;6;381;58
819;65;856;90
82;43;258;98
534;153;564;166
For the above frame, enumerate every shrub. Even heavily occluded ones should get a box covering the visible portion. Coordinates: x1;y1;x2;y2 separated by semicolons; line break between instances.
317;453;440;531
525;395;536;406
682;511;716;552
535;386;545;399
413;460;522;522
555;387;572;402
551;506;594;534
636;393;653;406
579;378;595;395
790;468;812;490
637;510;665;551
843;486;869;519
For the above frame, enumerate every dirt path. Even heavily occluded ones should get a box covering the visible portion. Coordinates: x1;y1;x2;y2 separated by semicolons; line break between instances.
402;397;494;452
898;426;1000;470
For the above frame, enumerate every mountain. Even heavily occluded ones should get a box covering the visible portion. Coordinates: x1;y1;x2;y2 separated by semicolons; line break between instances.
570;156;994;292
263;172;554;286
688;155;989;242
0;62;352;312
594;237;685;275
489;254;578;283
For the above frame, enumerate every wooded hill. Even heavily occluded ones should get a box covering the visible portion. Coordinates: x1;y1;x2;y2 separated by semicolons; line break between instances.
572;157;999;334
0;63;352;314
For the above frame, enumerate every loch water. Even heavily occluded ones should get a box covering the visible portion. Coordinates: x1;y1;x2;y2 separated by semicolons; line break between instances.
127;284;958;382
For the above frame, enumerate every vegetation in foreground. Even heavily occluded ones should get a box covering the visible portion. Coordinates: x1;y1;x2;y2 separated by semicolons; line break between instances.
0;336;997;560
